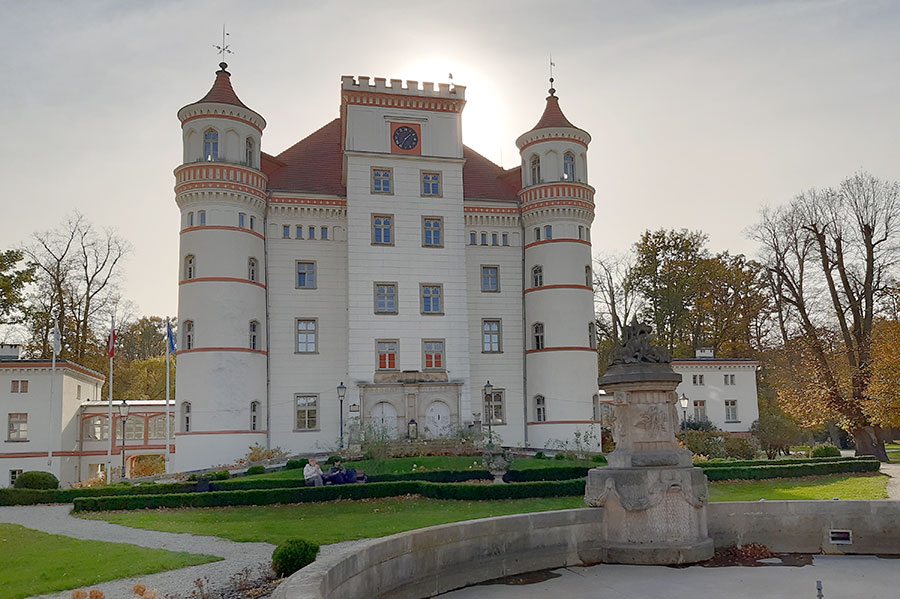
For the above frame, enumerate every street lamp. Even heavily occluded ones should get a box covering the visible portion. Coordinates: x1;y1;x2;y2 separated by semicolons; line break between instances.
679;393;689;430
483;381;493;446
118;400;129;479
336;382;346;449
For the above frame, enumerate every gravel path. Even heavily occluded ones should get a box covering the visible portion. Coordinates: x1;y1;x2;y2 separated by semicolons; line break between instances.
880;462;900;500
0;504;277;599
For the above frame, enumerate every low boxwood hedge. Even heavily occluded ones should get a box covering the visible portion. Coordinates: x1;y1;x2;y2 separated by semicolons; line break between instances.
367;470;493;484
702;458;879;481
71;479;587;512
0;482;197;506
699;456;871;469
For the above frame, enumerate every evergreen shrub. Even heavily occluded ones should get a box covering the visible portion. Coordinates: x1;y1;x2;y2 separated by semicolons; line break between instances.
13;471;59;490
286;459;308;470
810;444;842;458
272;539;320;577
246;465;266;476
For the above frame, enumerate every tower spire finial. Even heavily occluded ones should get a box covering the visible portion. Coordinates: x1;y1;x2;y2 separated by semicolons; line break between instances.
548;54;556;96
213;24;233;70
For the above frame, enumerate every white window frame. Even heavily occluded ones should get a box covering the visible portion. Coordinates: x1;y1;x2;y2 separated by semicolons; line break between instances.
421;284;443;315
532;265;543;288
481;266;500;292
250;401;260;431
183;321;194;351
248;258;258;282
533;323;545;350
184;255;195;280
296;261;317;289
295;395;319;431
693;400;707;421
423;217;443;248
296;319;318;354
182;402;191;433
376;339;399;371
372;168;393;194
725;400;738;422
484;390;506;425
535;395;547;422
374;282;398;315
563;152;575;181
203;129;219;161
482;319;502;353
249;320;260;350
372;214;394;246
422;171;441;197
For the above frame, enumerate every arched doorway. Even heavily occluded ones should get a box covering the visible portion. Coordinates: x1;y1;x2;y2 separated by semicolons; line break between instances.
425;400;451;438
371;401;399;439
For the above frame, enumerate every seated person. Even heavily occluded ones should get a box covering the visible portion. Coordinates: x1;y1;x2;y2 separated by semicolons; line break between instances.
327;459;365;484
303;457;325;487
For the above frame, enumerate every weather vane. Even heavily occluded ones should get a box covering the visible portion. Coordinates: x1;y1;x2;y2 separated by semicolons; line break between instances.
549;54;556;95
213;24;232;64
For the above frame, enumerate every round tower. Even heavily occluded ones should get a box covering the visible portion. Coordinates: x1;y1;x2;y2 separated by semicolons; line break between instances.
174;63;268;471
515;80;597;450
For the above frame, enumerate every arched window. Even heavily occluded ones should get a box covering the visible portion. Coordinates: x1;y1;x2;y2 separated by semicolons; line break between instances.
246;137;255;168
563;152;575;181
533;323;545;350
534;227;541;242
183;320;194;351
203;129;219;161
187;212;194;227
544;225;553;240
198;210;206;226
184;255;195;280
578;225;585;240
535;395;547;422
248;258;258;282
250;401;260;431
249;320;259;350
181;402;191;433
532;265;543;288
530;155;541;185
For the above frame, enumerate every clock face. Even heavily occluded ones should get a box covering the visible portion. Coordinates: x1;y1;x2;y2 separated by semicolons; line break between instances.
392;126;419;150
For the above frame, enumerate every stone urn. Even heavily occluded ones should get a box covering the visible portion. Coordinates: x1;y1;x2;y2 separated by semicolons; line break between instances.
482;447;512;484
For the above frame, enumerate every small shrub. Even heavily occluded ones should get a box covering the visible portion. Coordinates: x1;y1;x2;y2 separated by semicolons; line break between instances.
326;455;341;465
286;459;308;470
724;437;757;460
553;453;566;460
13;471;59;490
681;419;720;432
214;471;231;480
272;539;320;577
246;465;266;476
534;451;546;460
811;443;841;458
246;444;288;463
591;454;607;464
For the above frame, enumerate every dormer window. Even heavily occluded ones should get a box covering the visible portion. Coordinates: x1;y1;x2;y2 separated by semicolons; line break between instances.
530;155;541;185
563;152;575;181
203;129;219;161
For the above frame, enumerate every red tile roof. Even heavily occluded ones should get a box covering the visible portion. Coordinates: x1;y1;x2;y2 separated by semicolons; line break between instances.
462;146;520;201
267;119;346;195
265;118;522;202
529;94;580;132
187;63;251;111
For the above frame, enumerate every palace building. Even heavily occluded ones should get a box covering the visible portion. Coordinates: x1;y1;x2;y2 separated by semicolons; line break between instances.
173;65;599;471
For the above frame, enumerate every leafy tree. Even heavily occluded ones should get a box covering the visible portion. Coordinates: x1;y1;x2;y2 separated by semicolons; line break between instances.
0;250;35;326
751;411;801;460
865;319;900;429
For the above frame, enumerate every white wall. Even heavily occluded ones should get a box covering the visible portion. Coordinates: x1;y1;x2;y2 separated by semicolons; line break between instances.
671;361;760;433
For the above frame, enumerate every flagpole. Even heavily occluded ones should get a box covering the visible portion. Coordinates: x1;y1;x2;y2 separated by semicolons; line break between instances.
47;322;58;470
165;318;171;474
106;316;114;484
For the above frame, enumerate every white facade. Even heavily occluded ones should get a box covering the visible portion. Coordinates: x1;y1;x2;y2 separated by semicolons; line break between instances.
173;67;599;471
671;350;760;434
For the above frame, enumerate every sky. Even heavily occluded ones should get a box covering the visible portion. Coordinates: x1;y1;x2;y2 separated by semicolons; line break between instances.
1;0;898;323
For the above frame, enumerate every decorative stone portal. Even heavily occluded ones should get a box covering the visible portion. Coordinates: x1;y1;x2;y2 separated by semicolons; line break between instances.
358;373;462;440
585;320;714;564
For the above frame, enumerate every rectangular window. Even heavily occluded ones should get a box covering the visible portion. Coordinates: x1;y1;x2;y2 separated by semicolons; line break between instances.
321;226;328;240
295;395;318;430
377;340;398;370
692;374;705;386
372;168;393;194
296;319;318;353
10;381;18;393
117;418;144;441
423;217;442;247
502;233;509;246
482;319;502;353
534;227;541;242
469;232;477;245
374;283;398;314
308;226;315;240
82;416;109;441
296;225;303;239
533;323;545;350
148;415;174;440
188;212;194;227
421;284;443;314
422;172;441;196
372;215;393;245
491;233;498;246
20;381;27;393
725;400;738;422
693;400;707;421
199;211;206;225
296;262;316;289
480;232;487;245
8;413;27;441
544;225;553;240
249;215;255;230
9;469;22;486
535;396;547;422
423;339;445;370
724;374;735;385
283;225;290;239
239;213;246;228
484;391;505;425
481;266;499;292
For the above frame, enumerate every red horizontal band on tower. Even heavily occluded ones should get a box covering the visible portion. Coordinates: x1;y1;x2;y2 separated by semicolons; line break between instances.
524;238;592;250
181;113;263;134
519;136;588;151
524;284;593;294
525;347;596;355
175;347;268;356
180;277;266;290
180;225;265;240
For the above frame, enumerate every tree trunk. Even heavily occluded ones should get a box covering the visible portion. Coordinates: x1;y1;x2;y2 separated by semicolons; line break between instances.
851;425;889;461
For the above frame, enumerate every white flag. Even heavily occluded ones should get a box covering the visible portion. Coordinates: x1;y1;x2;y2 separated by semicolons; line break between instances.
52;321;62;357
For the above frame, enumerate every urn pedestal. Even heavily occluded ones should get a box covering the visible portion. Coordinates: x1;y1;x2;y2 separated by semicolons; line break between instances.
585;363;714;564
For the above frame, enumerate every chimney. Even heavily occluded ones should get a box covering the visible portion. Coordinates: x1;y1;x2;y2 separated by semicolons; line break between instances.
0;344;21;361
695;347;714;359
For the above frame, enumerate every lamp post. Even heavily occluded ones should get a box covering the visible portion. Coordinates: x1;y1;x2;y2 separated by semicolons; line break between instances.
336;382;346;449
679;393;689;430
483;380;493;447
118;400;129;479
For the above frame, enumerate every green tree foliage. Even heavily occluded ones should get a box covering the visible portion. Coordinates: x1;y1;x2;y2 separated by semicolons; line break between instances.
0;250;34;326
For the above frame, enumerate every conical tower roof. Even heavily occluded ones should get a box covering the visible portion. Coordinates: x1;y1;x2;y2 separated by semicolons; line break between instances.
516;79;590;149
186;62;251;110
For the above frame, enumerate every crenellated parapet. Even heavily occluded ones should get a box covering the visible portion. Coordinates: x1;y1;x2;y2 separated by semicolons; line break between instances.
341;75;466;113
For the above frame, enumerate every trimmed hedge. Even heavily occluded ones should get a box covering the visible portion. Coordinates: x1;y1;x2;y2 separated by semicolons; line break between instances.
367;471;492;484
702;458;879;482
699;456;872;469
72;479;587;512
0;482;197;506
505;466;590;482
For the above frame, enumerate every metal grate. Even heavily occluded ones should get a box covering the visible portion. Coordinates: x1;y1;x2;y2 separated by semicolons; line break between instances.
829;529;852;544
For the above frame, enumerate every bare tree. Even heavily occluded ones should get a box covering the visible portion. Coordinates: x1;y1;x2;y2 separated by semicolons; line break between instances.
593;252;642;345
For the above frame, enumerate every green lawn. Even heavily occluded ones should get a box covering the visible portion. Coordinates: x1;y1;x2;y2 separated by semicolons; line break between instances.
708;473;889;502
888;451;900;463
886;443;900;451
0;523;219;599
253;455;596;480
78;473;888;546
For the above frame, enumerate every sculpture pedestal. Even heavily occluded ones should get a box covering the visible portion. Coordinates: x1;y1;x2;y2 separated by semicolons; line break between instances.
586;362;714;565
